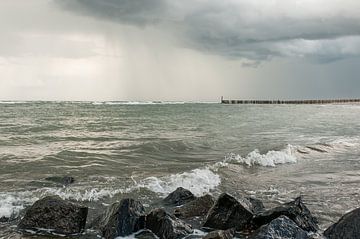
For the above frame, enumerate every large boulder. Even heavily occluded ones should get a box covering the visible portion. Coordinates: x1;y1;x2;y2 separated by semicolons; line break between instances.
18;196;87;235
100;198;145;238
0;216;9;223
252;197;318;232
163;187;196;206
174;194;214;219
203;193;253;231
324;207;360;239
146;208;193;239
202;229;235;239
249;216;309;239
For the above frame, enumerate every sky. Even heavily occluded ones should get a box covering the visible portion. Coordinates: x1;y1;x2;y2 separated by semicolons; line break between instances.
1;0;360;101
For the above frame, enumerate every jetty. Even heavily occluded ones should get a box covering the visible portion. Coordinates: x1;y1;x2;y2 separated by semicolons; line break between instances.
220;97;360;104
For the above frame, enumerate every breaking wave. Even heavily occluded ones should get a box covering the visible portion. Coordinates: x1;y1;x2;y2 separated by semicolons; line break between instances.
137;168;221;197
92;101;186;105
221;137;360;168
225;145;297;167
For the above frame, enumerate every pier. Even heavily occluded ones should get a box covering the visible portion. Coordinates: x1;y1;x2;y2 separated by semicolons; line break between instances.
220;98;360;104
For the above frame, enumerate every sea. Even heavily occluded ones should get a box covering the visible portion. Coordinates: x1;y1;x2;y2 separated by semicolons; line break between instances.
1;101;360;238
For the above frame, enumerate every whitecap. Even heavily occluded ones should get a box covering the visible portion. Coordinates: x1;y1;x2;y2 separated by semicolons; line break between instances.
225;145;297;167
137;168;221;196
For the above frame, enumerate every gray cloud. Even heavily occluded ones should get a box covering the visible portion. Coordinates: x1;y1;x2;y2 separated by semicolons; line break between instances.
55;0;360;63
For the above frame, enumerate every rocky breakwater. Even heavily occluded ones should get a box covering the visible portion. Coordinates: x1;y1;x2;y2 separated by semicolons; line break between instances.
12;186;360;238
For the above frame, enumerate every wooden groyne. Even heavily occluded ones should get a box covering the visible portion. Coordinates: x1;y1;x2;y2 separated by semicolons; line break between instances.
221;98;360;104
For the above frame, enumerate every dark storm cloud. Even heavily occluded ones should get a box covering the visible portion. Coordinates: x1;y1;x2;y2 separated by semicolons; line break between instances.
56;0;168;26
55;0;360;63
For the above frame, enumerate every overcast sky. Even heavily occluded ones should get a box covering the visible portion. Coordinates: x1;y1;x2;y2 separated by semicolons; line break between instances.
1;0;360;101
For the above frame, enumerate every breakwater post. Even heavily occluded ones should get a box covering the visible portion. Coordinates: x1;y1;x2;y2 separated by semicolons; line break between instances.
221;98;360;104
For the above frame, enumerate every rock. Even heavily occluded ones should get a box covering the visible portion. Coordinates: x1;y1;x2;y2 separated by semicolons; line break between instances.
249;216;309;239
174;194;214;219
245;197;265;214
163;187;196;206
100;198;145;238
252;197;318;232
135;229;158;239
203;193;253;231
18;196;87;235
324;207;360;239
0;216;9;223
45;176;75;186
146;208;193;239
202;229;235;239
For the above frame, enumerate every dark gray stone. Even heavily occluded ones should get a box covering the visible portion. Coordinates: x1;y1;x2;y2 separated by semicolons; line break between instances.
174;194;214;219
18;196;87;235
100;198;145;238
163;187;196;206
0;216;9;223
249;216;309;239
146;208;193;239
44;176;75;186
203;193;253;231
246;197;265;214
324;207;360;239
252;197;318;232
202;228;235;239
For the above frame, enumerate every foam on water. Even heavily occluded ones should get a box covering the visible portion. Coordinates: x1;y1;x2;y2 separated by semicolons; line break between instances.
0;167;221;218
114;229;207;239
35;187;127;202
0;101;28;104
222;137;360;168
0;192;35;218
225;145;297;167
137;168;221;196
92;101;186;105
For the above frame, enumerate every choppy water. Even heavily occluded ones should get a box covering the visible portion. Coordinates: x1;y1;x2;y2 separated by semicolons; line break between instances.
1;101;360;238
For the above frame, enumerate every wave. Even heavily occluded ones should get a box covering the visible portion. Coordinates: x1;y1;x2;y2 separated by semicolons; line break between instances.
219;136;360;168
92;101;186;105
0;187;128;218
224;145;297;167
136;168;221;197
0;192;34;218
0;101;28;104
0;168;221;218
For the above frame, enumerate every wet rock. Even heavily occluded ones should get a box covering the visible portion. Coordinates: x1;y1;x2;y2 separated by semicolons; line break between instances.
252;197;318;232
0;216;9;223
245;197;265;214
146;208;193;239
135;229;158;239
202;228;235;239
249;216;309;239
100;198;145;238
203;193;253;231
18;196;87;235
45;176;75;186
324;207;360;239
174;194;214;219
163;187;196;206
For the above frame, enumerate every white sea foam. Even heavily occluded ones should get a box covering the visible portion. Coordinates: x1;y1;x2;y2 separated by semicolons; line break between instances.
35;187;128;202
0;101;28;104
225;145;297;167
138;168;221;196
0;192;36;218
92;101;186;105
